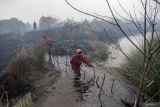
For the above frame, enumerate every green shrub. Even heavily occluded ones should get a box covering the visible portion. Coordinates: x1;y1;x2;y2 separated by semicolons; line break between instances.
88;41;109;62
121;50;143;86
121;37;160;101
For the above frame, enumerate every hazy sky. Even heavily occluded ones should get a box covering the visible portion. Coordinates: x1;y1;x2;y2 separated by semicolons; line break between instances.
0;0;144;23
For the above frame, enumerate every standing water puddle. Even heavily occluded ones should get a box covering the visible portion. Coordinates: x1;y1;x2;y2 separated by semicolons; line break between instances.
39;55;135;107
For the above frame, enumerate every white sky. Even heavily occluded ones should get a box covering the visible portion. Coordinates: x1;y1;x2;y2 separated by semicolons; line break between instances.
0;0;144;23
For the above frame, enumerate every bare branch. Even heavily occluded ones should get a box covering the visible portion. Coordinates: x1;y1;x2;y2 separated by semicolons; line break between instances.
113;8;132;22
117;0;131;17
105;0;144;55
98;74;105;107
135;1;148;106
153;0;160;5
65;0;117;26
93;12;114;20
84;19;120;50
140;0;160;41
110;79;115;96
133;5;144;31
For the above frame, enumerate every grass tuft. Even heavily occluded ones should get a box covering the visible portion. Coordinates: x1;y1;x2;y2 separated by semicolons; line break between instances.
121;37;160;101
0;44;45;105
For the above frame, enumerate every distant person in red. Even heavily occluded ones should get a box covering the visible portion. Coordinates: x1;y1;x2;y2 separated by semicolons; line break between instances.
70;49;93;78
43;35;55;63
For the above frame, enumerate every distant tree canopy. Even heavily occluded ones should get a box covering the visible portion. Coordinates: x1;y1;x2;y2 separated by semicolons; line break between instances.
38;16;62;29
1;16;160;70
0;18;32;34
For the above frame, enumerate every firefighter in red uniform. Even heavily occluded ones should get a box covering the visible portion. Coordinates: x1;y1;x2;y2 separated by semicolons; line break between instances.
43;35;55;63
70;49;93;78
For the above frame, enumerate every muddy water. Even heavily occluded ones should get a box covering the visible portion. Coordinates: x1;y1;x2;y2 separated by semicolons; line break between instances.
38;56;135;107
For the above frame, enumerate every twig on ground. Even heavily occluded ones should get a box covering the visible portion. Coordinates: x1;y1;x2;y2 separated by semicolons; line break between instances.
110;79;115;96
98;74;106;107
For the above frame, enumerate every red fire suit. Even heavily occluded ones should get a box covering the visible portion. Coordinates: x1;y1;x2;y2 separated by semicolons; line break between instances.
70;53;92;77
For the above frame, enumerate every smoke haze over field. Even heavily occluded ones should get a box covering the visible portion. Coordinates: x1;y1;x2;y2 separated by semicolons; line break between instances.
0;0;143;23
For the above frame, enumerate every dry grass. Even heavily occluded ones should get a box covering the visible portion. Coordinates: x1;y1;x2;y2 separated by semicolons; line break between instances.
13;92;34;107
0;44;46;105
